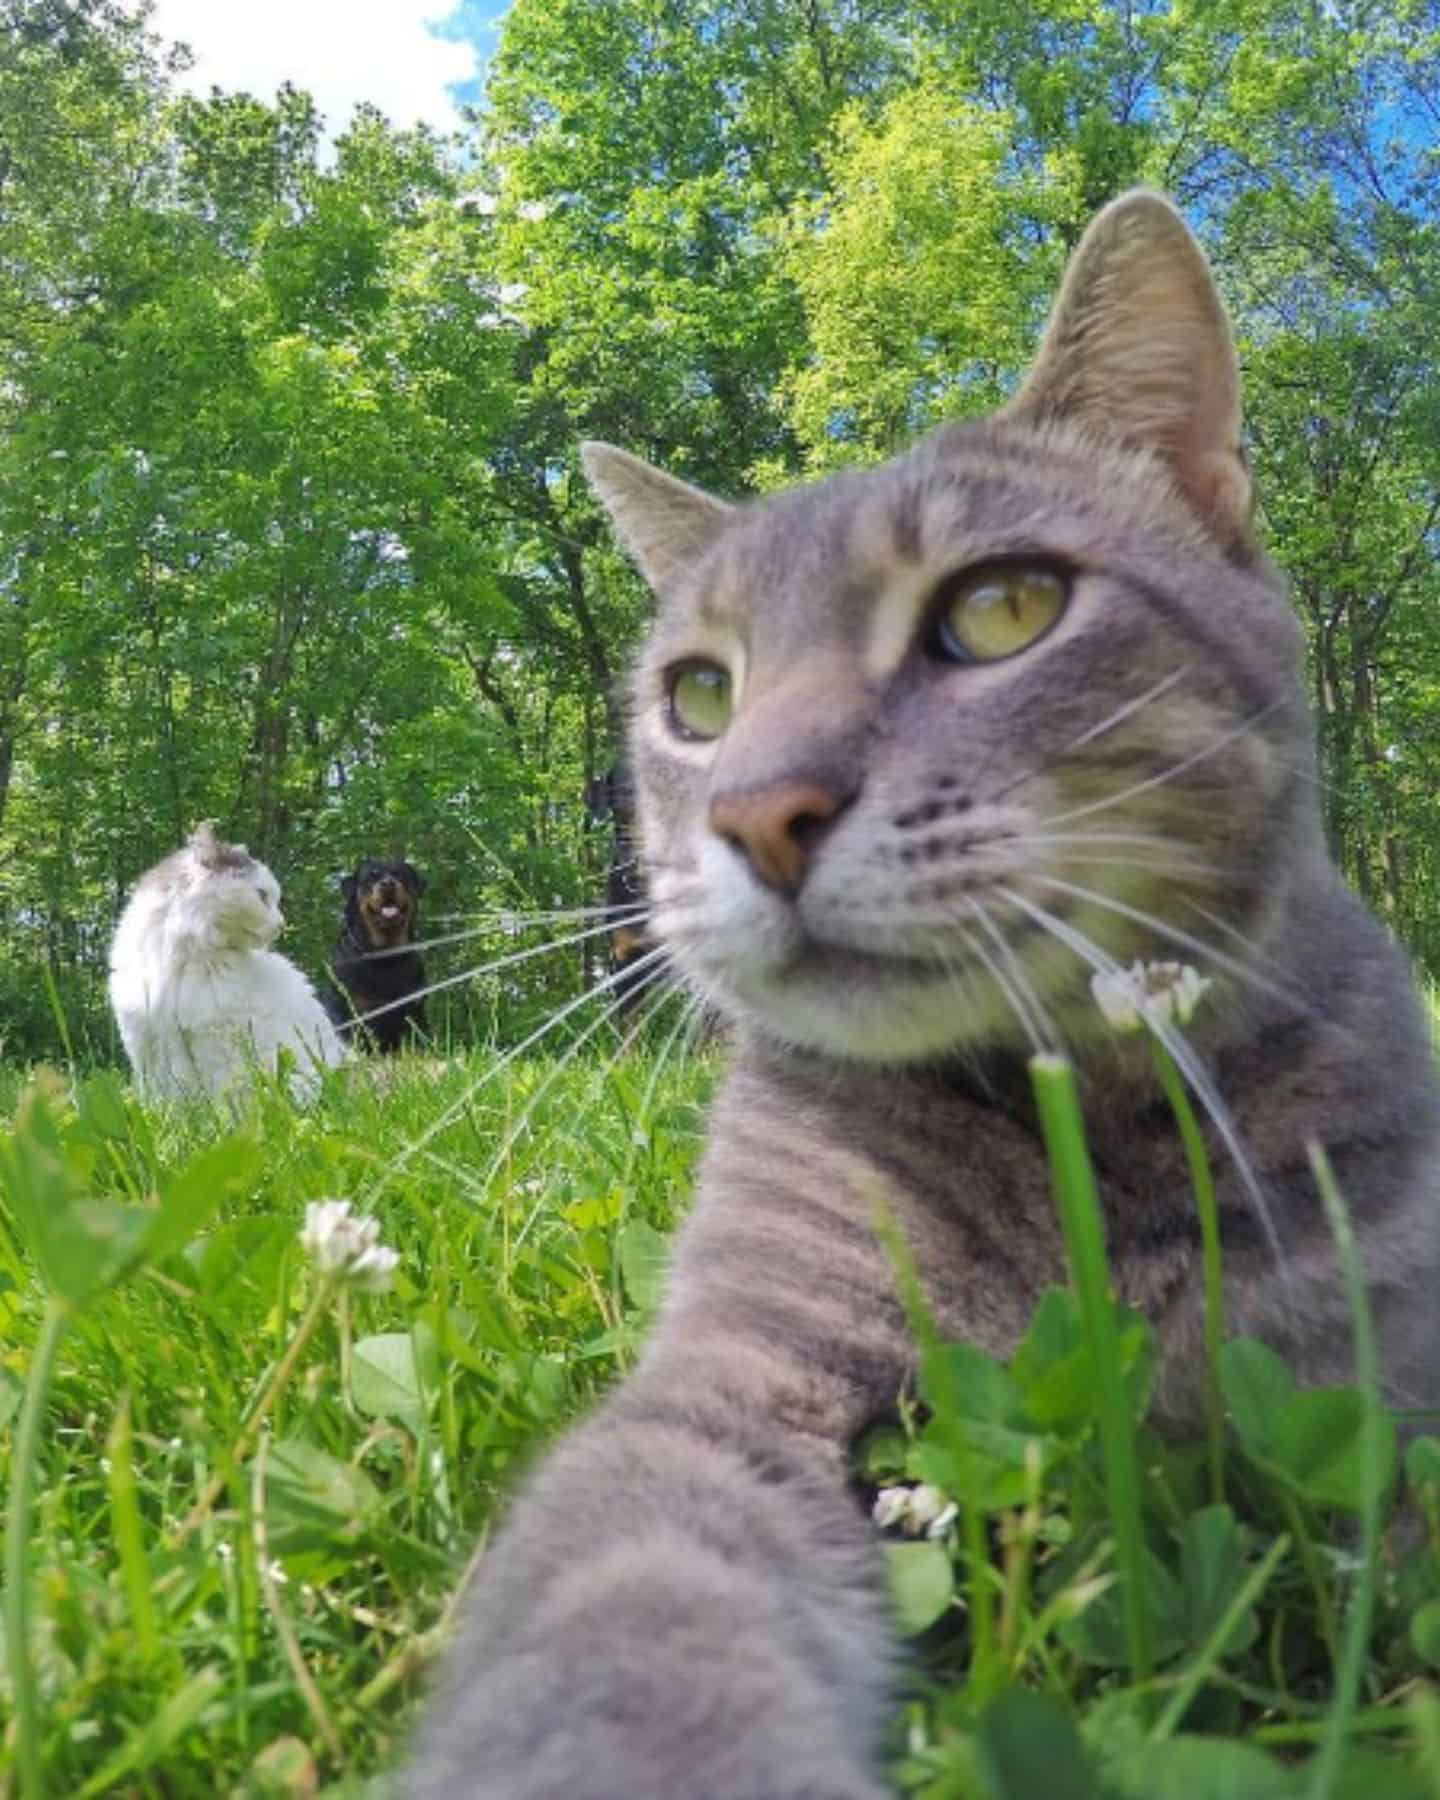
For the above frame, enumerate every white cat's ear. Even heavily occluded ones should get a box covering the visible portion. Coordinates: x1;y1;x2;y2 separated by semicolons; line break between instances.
1004;190;1251;542
188;821;222;869
581;441;732;591
187;821;247;871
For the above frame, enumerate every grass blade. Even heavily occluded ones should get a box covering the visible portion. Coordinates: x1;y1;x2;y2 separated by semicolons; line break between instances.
1029;1052;1152;1682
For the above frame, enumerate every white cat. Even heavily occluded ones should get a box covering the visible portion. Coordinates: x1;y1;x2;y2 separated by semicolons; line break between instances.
109;823;347;1103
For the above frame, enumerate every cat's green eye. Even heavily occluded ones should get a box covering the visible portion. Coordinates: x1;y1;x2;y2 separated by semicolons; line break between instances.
668;662;733;741
935;564;1069;663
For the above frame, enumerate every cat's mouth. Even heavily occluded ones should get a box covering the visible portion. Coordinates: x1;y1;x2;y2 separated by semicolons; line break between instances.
769;935;940;985
726;940;1017;1059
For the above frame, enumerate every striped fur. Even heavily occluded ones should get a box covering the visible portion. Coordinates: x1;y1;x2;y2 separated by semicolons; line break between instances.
406;191;1440;1796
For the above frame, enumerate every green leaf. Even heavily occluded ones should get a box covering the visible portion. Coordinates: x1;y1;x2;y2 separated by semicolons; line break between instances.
1218;1339;1295;1454
885;1540;954;1637
1103;1736;1298;1799
183;1217;291;1302
1411;1598;1440;1668
351;1325;440;1428
1059;1548;1189;1668
1325;1749;1429;1799
0;1087;255;1303
618;1217;669;1312
920;1342;1023;1424
45;1199;155;1302
1010;1287;1152;1432
855;1423;909;1482
1178;1505;1258;1655
1220;1339;1396;1512
912;1420;1049;1513
259;1438;382;1551
69;1071;136;1146
975;1689;1101;1800
1405;1435;1440;1493
141;1135;261;1264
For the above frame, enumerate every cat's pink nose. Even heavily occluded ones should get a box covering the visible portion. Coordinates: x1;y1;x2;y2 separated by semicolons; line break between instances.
709;780;848;897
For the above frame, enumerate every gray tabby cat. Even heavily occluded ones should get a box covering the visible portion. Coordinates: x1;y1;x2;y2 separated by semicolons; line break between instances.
406;191;1440;1796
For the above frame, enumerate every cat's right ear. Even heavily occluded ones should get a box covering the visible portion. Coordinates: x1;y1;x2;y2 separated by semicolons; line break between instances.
189;821;221;870
581;442;731;592
1003;190;1252;548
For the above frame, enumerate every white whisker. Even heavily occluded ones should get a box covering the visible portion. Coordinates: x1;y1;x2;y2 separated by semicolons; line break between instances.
1059;667;1194;752
985;668;1193;804
358;905;650;963
950;915;1045;1054
344;911;652;1027
622;989;710;1194
357;943;674;1209
1180;899;1299;974
509;972;693;1253
1005;830;1197;853
489;960;680;1222
1026;874;1308;1014
1041;701;1288;831
424;902;648;929
991;850;1205;878
996;885;1283;1257
962;895;1058;1052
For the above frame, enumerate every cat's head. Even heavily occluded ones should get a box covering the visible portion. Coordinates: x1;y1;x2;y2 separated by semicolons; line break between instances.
585;191;1313;1063
158;823;284;952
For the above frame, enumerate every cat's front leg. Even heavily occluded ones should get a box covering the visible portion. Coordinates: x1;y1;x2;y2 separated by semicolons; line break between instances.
404;1192;914;1798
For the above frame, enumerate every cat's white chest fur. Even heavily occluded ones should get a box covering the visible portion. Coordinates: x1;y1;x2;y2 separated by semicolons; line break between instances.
109;824;346;1103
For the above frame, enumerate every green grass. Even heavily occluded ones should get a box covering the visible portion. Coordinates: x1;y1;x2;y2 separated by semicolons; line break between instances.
0;1043;712;1795
4;1033;1440;1799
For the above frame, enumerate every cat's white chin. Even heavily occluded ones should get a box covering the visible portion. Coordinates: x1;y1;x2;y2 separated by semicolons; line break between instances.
685;942;1015;1063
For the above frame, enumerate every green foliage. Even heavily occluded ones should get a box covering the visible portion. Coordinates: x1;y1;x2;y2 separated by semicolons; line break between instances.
871;1062;1440;1800
0;1043;711;1791
1220;1339;1396;1515
2;1030;1439;1793
5;0;1440;1051
777;82;1053;469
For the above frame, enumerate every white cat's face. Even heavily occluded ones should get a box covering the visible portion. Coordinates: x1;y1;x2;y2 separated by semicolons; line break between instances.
176;853;284;951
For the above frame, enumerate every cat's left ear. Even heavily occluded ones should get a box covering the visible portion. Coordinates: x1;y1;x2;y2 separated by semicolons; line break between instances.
581;442;732;593
189;821;225;872
1004;190;1251;545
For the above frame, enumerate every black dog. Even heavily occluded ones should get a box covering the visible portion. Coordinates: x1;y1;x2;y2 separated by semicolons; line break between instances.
325;859;428;1053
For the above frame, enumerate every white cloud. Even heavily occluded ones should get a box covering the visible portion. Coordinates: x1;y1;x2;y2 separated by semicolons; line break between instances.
143;0;480;138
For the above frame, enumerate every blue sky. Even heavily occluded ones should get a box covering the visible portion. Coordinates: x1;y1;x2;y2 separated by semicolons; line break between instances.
142;1;507;137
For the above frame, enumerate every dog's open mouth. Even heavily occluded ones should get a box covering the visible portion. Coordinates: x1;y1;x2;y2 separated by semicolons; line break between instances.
360;888;416;940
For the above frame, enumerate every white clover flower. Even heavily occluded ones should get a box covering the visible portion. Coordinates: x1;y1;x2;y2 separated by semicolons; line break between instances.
299;1199;400;1294
924;1502;959;1540
871;1482;957;1537
1090;961;1211;1034
872;1486;912;1530
903;1485;953;1535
